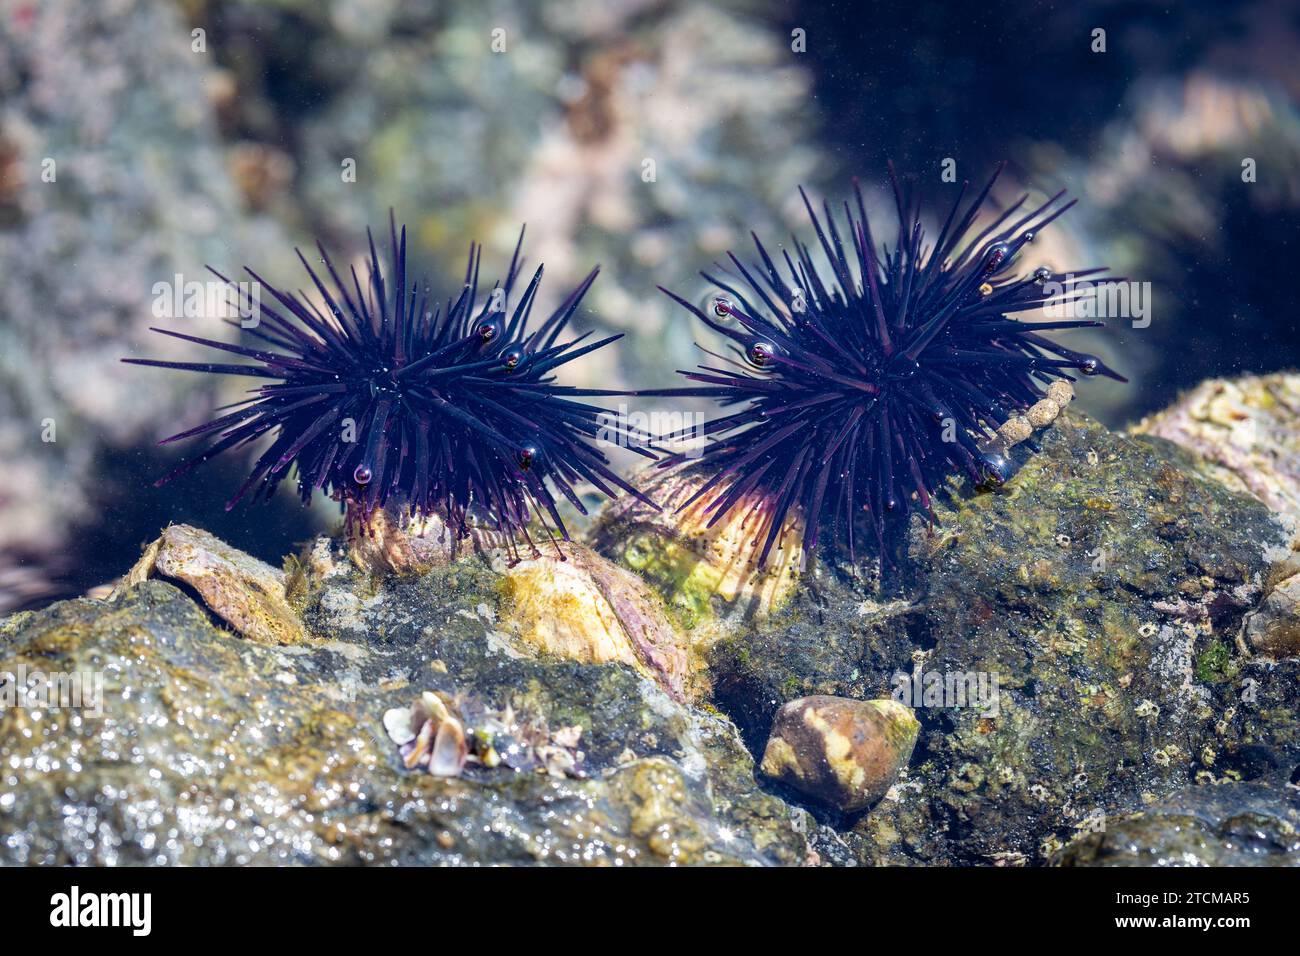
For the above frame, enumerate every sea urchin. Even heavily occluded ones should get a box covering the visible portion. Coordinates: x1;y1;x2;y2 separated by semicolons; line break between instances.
123;216;653;557
648;165;1125;567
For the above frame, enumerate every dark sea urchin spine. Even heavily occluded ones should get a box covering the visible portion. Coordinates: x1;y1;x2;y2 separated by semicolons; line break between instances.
123;217;655;558
645;164;1126;568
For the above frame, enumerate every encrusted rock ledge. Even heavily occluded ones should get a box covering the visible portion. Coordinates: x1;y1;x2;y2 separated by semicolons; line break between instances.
3;393;1300;866
609;407;1300;864
0;548;807;865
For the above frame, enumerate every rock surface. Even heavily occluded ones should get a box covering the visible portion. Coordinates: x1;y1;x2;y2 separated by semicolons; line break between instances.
870;413;1297;864
3;408;1299;866
1054;755;1300;866
674;411;1300;864
1137;371;1300;672
118;524;307;646
0;566;810;865
592;466;804;630
1134;372;1300;522
1244;571;1300;658
497;544;690;700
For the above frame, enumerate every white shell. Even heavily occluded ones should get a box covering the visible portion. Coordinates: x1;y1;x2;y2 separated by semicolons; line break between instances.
404;719;436;770
552;725;583;749
418;691;452;725
382;706;417;745
428;716;468;778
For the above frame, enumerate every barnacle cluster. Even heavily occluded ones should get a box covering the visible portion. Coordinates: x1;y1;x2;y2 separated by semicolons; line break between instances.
382;691;585;779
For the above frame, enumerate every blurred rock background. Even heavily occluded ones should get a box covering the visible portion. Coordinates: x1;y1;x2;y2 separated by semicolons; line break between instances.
1;0;1297;610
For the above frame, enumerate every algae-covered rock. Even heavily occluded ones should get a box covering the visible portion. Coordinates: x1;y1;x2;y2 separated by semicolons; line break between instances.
1134;373;1300;664
863;411;1295;864
592;466;804;630
5;397;1300;867
669;410;1298;864
1054;755;1300;866
1133;372;1300;522
0;550;810;865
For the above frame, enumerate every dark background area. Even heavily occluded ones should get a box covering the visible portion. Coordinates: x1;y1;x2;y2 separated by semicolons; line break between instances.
784;0;1299;415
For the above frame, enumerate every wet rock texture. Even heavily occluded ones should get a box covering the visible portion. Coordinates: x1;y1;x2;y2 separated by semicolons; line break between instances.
118;524;307;646
0;564;807;865
497;544;690;700
3;409;1300;866
1137;372;1300;661
1134;372;1300;522
1054;759;1300;866
670;411;1300;864
871;412;1296;865
591;465;805;630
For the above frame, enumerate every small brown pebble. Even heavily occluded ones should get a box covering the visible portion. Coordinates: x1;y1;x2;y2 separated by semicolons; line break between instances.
1046;380;1074;407
997;416;1033;446
1026;398;1060;428
759;696;919;813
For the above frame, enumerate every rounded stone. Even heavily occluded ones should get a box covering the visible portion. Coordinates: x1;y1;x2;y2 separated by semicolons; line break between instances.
759;695;920;813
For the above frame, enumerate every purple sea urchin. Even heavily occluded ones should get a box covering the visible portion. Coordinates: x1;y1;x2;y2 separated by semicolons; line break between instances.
646;165;1126;567
123;216;654;557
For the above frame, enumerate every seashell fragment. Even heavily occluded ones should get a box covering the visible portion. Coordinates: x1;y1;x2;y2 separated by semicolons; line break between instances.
429;716;468;777
382;705;417;746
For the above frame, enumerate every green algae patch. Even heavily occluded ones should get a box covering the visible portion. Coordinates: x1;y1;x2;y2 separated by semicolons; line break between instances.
620;532;721;630
1194;639;1238;684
